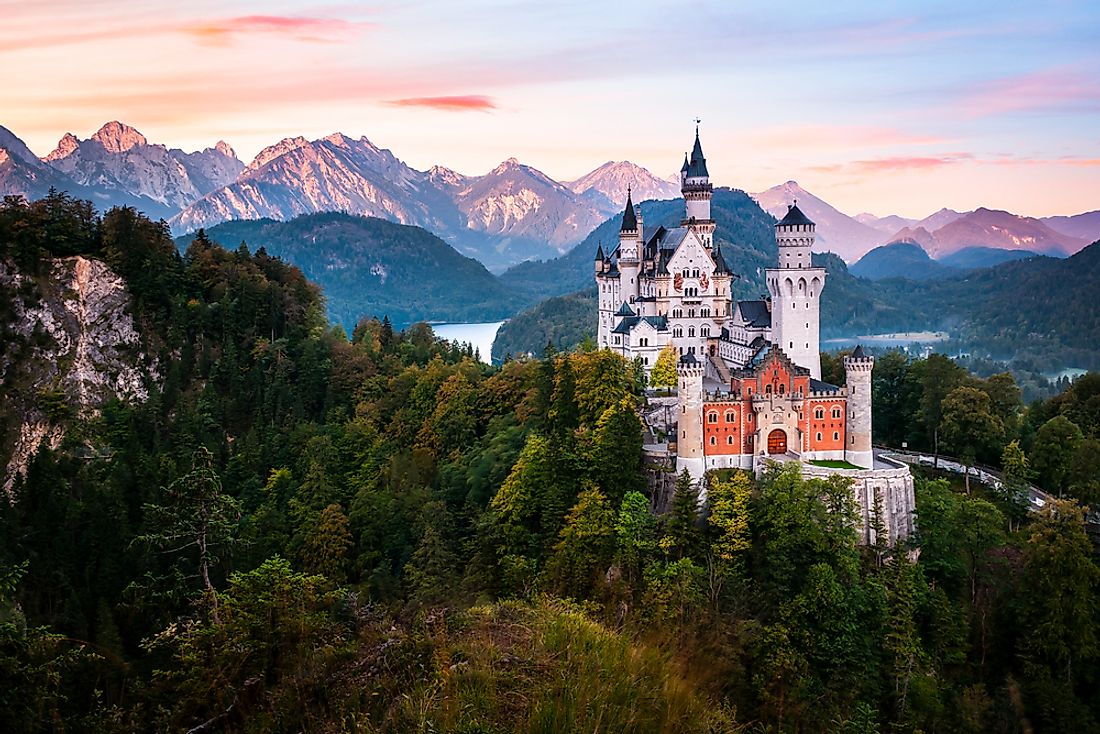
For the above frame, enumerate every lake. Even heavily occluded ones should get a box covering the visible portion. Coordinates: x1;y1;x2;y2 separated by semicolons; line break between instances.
432;321;505;364
823;331;950;350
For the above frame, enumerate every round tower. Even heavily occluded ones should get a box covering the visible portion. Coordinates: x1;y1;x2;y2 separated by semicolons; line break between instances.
844;345;874;468
680;125;715;248
765;203;827;379
618;189;642;302
675;352;706;481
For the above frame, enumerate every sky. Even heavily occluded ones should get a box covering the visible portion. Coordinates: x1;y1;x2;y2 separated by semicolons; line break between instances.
1;0;1098;218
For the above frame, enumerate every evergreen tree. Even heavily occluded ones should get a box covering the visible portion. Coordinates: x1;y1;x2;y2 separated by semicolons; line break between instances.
545;483;615;598
662;470;701;561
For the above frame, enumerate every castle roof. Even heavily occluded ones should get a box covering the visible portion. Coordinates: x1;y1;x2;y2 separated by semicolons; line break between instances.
777;203;814;227
615;301;635;316
686;128;709;178
681;153;689;173
659;227;690;251
810;378;841;394
739;340;810;376
620;190;638;232
712;244;732;274
611;315;668;334
736;300;771;329
850;345;866;359
679;352;699;366
594;243;605;261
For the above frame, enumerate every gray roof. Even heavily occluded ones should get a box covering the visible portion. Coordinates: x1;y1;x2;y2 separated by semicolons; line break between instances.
594;243;605;261
810;378;841;393
737;300;771;328
659;227;690;251
615;301;635;316
620;191;638;232
850;345;866;359
679;352;699;366
611;315;668;334
686;129;709;178
777;203;814;227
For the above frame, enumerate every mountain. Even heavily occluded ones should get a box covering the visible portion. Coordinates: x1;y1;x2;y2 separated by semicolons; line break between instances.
0;124;172;214
565;161;680;210
849;241;955;281
854;212;917;234
171;136;607;270
43;121;243;217
751;181;885;262
906;207;1086;259
184;212;528;330
915;207;966;232
451;157;609;258
1042;210;1100;243
937;246;1039;270
883;226;938;253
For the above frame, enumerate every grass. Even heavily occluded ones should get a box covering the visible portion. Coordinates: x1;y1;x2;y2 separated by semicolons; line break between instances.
809;459;863;470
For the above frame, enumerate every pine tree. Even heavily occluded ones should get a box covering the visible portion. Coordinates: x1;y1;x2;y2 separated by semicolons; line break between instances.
662;469;701;560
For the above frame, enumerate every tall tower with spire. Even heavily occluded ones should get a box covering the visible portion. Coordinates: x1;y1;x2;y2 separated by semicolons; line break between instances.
618;188;642;303
680;124;715;248
766;203;827;379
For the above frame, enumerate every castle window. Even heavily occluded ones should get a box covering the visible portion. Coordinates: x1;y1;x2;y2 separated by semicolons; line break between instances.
814;407;824;420
832;408;841;419
726;411;735;422
816;432;822;441
710;436;717;446
673;327;683;338
688;327;695;337
701;326;710;338
765;385;772;395
834;432;840;441
778;384;785;395
727;435;735;445
708;412;718;424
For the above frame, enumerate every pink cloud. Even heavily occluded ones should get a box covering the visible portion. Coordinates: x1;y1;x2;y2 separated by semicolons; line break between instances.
812;153;974;174
384;95;497;112
187;15;372;45
962;67;1100;118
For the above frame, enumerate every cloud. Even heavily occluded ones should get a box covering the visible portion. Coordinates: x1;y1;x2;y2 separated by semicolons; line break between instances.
743;124;949;151
186;15;372;45
811;153;974;174
383;95;497;112
961;67;1100;118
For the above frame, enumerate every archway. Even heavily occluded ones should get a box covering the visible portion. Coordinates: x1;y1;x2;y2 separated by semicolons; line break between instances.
767;429;787;455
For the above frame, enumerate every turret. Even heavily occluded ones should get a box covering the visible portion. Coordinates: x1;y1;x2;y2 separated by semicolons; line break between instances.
675;352;706;481
619;188;641;302
844;346;874;468
766;203;826;378
680;125;715;247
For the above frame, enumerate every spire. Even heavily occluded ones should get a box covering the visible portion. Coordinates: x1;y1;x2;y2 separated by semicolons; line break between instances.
686;124;709;178
594;242;605;261
620;187;638;232
681;153;689;173
776;202;814;227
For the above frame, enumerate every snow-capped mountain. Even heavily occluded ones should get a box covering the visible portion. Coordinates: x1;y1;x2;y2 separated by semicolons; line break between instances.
44;121;242;216
752;181;886;262
566;161;680;210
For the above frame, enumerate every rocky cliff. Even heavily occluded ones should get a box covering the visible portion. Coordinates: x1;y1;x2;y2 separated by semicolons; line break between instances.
0;256;158;491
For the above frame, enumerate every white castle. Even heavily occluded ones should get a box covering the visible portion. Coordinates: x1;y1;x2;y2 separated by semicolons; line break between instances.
595;128;916;544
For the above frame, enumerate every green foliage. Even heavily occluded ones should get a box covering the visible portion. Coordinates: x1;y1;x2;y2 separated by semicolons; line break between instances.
1031;415;1085;494
650;344;679;389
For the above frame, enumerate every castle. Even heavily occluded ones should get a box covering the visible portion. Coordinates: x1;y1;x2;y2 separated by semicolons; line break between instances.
595;128;916;543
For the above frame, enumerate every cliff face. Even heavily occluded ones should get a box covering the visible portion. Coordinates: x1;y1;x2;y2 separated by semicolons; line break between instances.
0;256;158;491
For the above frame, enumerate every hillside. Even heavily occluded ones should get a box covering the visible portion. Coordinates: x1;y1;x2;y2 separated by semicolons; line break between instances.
910;207;1085;258
850;242;954;281
938;246;1039;270
186;213;527;330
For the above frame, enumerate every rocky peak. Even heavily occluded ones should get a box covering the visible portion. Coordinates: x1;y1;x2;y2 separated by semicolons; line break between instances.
45;132;80;162
91;121;148;153
214;140;237;159
0;149;10;167
246;136;310;174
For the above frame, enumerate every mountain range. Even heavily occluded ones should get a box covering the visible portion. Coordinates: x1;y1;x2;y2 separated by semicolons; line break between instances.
3;120;1099;272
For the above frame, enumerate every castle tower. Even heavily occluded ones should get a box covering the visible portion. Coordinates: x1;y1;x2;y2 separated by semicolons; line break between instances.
595;243;612;348
675;353;706;480
766;203;826;379
618;189;642;303
844;345;874;468
680;125;715;248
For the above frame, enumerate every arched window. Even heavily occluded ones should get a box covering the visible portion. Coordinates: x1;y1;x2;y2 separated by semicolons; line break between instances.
673;327;683;338
708;412;718;424
834;432;840;441
816;432;822;441
814;407;824;420
701;326;710;338
688;326;696;337
765;384;772;395
710;436;717;446
727;435;735;445
832;407;842;419
725;411;735;422
672;308;682;318
778;384;785;395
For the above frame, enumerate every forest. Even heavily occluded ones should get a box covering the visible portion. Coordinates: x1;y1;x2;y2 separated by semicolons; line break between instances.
1;194;1098;733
